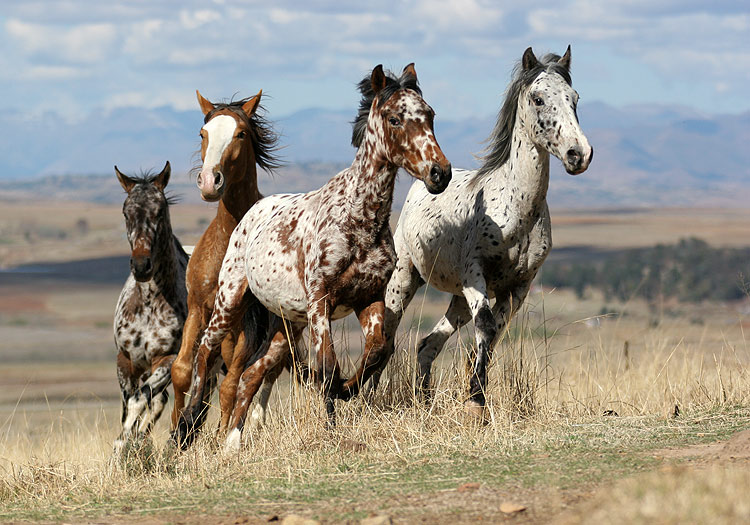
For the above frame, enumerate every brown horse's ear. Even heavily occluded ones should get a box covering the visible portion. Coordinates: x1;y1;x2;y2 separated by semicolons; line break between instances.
115;166;136;193
522;47;539;71
153;161;171;192
558;45;572;70
242;89;262;117
402;63;417;81
196;90;214;116
371;64;387;95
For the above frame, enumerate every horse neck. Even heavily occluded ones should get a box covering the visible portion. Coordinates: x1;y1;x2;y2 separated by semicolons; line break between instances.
217;163;261;229
145;215;181;298
487;114;550;215
344;137;398;231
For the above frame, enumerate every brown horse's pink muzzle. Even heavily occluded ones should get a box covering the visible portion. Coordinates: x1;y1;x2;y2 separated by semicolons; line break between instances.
197;167;225;201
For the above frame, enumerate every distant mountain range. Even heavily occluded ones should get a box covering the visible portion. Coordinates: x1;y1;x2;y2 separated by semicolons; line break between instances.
1;102;748;207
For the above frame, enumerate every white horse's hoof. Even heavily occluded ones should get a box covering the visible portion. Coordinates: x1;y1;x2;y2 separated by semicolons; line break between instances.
224;428;242;454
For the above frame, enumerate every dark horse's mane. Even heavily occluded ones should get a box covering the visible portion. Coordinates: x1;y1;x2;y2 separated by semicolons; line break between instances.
351;66;421;148
203;98;282;173
474;51;572;180
122;169;180;206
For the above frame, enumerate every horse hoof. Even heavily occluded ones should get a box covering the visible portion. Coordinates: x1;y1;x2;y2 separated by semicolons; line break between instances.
463;400;487;422
224;428;242;454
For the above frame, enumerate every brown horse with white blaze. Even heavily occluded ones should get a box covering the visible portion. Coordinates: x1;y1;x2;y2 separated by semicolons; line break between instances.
169;90;280;444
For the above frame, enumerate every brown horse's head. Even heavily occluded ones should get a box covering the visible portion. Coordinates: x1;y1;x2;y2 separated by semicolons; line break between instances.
115;161;171;282
196;91;260;202
353;64;452;194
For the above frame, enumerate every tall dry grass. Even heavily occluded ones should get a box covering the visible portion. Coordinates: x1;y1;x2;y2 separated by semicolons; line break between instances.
0;289;748;518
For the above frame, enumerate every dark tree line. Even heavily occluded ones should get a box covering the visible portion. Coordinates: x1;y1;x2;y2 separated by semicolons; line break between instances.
541;238;750;303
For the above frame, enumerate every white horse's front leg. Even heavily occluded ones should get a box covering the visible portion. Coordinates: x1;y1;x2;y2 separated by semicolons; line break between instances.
461;279;495;414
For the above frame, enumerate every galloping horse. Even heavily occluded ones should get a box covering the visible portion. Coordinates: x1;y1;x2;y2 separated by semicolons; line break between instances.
178;64;452;451
113;162;188;452
169;90;280;442
380;47;593;415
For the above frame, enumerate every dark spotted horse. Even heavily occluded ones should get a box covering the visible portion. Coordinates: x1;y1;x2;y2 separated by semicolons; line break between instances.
113;162;189;452
372;46;593;417
177;64;453;451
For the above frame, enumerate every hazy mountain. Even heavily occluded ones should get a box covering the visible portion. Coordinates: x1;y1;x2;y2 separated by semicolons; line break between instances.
1;102;749;207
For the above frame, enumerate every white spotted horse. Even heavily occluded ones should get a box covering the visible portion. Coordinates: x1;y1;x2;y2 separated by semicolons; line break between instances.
376;46;593;417
178;64;452;451
113;162;189;452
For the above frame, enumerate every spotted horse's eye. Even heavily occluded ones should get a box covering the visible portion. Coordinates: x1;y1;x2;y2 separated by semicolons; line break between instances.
533;96;545;107
388;116;401;127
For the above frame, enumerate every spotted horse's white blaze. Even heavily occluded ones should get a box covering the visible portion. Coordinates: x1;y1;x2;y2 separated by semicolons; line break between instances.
182;63;453;452
374;46;593;417
112;162;189;454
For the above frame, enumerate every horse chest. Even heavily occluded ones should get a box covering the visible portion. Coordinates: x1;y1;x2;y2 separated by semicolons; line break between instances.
115;289;182;365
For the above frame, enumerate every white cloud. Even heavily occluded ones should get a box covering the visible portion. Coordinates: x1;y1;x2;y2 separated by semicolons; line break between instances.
6;18;117;63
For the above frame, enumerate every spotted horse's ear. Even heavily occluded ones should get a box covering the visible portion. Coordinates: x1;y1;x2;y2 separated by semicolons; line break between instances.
370;64;387;96
522;47;539;71
115;166;137;193
558;45;572;71
402;63;418;82
153;161;171;192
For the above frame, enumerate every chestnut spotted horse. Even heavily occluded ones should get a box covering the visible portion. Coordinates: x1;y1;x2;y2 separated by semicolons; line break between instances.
177;64;452;451
113;162;189;452
375;47;594;417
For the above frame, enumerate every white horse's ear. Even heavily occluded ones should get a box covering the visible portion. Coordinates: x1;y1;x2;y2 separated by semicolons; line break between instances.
371;64;387;95
153;161;171;192
522;47;539;70
558;45;572;70
402;63;417;81
242;89;262;117
196;90;214;116
115;166;136;193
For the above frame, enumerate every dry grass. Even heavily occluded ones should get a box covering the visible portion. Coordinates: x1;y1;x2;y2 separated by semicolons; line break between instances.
0;291;749;522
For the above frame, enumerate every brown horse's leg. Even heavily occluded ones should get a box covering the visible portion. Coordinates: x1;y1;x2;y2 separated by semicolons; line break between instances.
225;322;301;452
176;274;249;448
342;300;387;400
170;308;202;428
218;328;243;432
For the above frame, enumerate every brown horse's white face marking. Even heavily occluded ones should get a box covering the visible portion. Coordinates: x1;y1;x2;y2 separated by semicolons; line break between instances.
368;66;452;194
196;90;261;201
116;162;171;282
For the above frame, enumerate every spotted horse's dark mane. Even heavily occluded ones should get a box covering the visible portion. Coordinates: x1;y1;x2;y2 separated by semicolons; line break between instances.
474;47;572;181
351;65;422;148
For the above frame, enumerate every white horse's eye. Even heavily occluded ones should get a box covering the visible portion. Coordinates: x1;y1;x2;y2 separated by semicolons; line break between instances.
533;96;545;107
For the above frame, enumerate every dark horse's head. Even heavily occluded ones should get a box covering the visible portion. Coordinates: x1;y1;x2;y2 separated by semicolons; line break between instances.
115;161;172;282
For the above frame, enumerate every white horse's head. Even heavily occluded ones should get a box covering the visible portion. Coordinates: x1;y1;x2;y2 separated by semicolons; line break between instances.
517;46;593;175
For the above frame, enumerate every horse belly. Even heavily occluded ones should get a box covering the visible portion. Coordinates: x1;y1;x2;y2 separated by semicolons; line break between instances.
245;240;308;324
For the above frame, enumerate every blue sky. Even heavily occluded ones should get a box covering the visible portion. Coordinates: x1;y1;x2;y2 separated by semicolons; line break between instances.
1;1;749;121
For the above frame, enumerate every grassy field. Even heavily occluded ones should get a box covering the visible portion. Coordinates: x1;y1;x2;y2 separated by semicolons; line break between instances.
0;205;749;523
